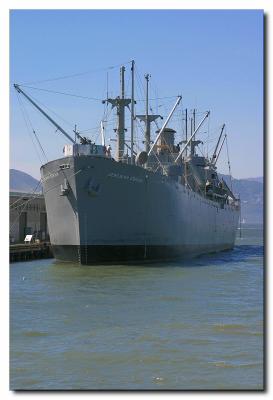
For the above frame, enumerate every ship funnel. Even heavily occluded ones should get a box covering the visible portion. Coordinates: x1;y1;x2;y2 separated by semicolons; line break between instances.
156;128;176;153
136;151;148;165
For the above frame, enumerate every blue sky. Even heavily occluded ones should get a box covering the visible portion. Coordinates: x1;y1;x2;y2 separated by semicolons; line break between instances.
10;9;263;179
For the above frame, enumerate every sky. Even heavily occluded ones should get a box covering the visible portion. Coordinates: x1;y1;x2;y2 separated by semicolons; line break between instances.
10;9;263;179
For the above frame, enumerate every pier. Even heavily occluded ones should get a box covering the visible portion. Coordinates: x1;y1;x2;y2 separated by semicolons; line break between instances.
10;242;53;263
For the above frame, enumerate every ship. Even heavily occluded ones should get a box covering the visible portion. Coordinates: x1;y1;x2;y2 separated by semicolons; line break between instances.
14;61;240;264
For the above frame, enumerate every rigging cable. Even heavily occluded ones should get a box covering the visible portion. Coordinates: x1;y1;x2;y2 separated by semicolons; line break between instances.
18;84;178;105
20;60;133;85
156;103;184;164
10;179;42;209
19;85;102;102
136;95;177;102
17;93;48;162
10;178;42;234
22;90;76;130
135;67;146;101
15;91;44;165
135;68;178;159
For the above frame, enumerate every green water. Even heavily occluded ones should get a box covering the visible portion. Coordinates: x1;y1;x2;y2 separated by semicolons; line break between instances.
10;224;264;390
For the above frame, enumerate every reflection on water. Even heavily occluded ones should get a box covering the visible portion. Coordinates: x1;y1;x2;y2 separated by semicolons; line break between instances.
10;224;264;390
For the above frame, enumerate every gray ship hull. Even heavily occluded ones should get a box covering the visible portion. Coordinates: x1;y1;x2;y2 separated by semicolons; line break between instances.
41;155;239;264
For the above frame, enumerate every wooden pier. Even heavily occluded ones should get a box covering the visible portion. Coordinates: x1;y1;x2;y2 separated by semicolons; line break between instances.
10;242;53;263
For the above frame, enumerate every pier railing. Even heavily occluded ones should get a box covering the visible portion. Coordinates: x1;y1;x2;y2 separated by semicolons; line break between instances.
10;242;53;263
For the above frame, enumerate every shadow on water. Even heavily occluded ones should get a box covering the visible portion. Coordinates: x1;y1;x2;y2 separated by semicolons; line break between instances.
148;244;264;270
183;244;264;269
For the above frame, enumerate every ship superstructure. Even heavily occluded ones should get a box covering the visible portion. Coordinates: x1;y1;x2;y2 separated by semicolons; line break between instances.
14;61;240;264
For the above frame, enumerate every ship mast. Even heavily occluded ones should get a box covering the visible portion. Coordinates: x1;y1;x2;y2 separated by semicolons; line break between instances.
189;108;202;156
104;66;131;161
184;108;188;186
130;60;135;164
136;74;162;153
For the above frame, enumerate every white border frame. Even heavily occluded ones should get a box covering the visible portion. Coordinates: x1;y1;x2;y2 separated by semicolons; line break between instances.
2;1;270;398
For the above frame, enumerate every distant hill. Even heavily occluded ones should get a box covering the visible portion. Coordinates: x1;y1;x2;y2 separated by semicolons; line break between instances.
244;177;264;184
219;174;263;224
10;169;42;193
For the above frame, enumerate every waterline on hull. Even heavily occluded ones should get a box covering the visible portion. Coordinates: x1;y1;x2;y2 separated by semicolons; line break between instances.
52;244;234;265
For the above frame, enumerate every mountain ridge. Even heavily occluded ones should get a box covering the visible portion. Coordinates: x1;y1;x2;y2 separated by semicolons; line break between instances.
10;169;42;193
